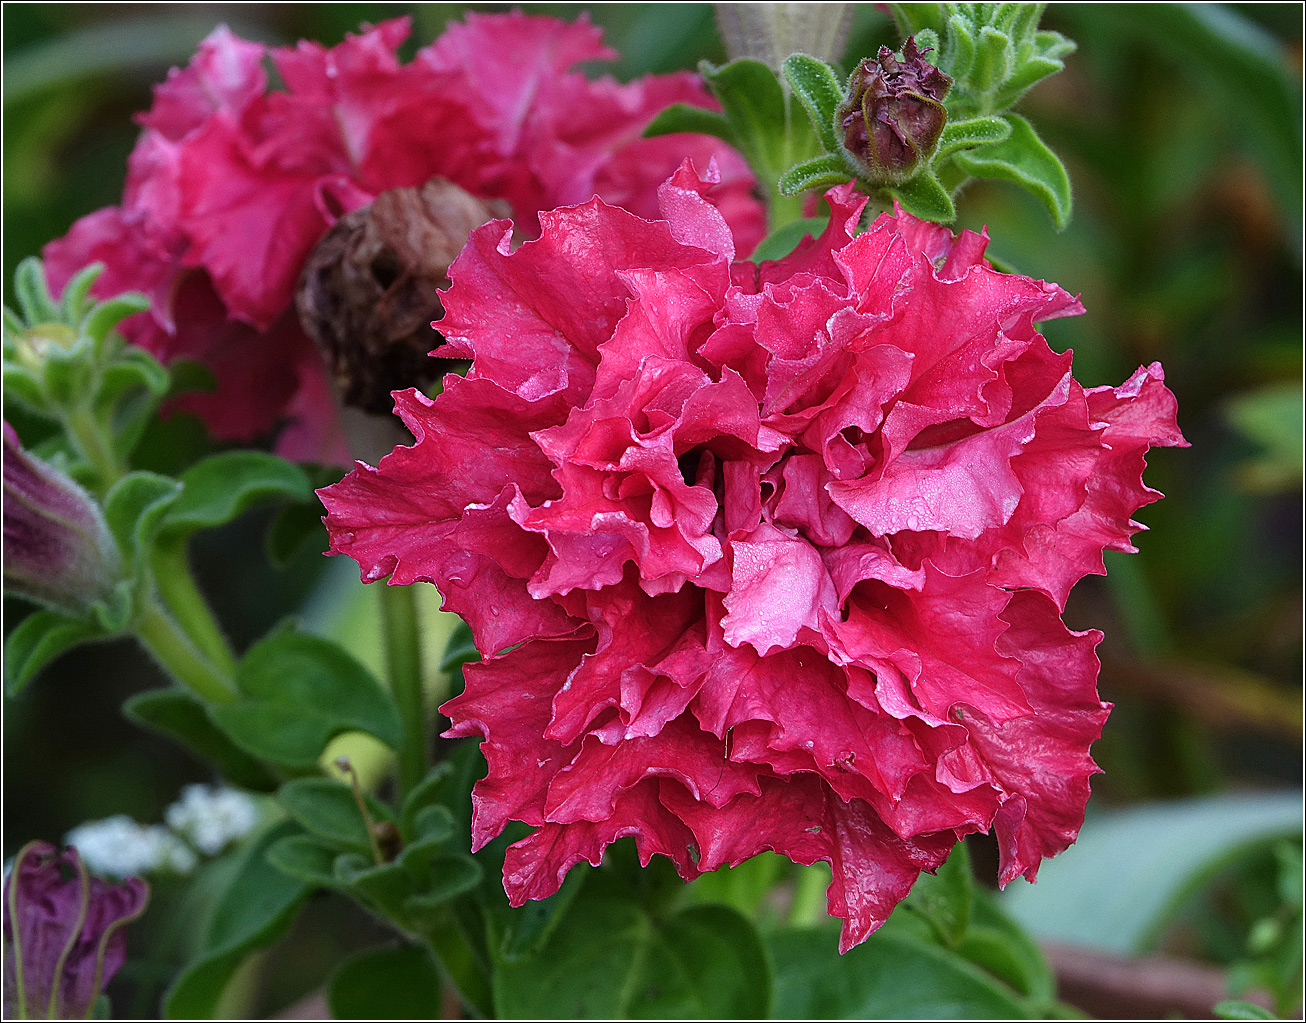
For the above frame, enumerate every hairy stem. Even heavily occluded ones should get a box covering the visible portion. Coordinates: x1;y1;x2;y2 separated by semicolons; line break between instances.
134;601;238;704
151;540;238;677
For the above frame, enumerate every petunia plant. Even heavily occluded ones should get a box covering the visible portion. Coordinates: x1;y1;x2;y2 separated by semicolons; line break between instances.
3;5;1189;1020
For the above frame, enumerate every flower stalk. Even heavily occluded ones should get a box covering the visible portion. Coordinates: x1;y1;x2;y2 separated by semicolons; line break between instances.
381;582;426;799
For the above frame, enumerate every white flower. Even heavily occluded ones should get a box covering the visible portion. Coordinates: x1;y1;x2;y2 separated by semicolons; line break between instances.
164;784;262;857
64;816;197;878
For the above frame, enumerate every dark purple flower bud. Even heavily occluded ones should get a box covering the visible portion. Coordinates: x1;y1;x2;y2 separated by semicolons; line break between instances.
837;36;951;183
3;423;120;615
3;842;149;1020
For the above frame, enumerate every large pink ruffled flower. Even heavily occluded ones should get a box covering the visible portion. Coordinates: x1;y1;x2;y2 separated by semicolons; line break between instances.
42;15;764;462
320;163;1185;951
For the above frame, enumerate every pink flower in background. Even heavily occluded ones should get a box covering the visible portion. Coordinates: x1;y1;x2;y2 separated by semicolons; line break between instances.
42;15;765;463
321;163;1185;951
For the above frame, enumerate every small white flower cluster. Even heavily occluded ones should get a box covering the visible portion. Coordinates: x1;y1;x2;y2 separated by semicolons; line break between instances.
63;785;263;879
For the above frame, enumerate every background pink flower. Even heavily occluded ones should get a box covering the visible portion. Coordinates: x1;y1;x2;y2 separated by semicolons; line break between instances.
42;15;765;463
321;164;1185;951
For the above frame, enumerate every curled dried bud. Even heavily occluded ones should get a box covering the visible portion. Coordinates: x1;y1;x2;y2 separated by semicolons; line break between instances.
3;422;121;616
838;37;951;184
296;179;509;414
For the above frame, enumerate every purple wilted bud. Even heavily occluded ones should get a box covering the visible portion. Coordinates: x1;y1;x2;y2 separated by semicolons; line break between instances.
3;422;120;615
838;37;951;183
3;842;149;1020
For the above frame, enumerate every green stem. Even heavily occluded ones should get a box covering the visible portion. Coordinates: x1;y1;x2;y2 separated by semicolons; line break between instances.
64;405;124;492
381;583;426;799
134;601;237;704
788;863;832;928
151;540;238;676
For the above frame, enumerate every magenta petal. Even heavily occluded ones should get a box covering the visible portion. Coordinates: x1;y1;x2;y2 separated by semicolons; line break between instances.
324;166;1181;950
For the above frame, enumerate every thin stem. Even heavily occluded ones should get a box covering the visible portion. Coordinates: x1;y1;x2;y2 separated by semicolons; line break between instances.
151;540;238;677
381;583;426;799
64;405;124;492
788;863;832;928
134;601;238;704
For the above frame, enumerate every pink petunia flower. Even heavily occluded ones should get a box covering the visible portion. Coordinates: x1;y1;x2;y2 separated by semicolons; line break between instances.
320;163;1185;952
42;15;765;463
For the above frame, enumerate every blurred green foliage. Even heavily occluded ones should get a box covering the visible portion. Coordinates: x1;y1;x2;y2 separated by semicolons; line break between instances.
3;3;1301;1017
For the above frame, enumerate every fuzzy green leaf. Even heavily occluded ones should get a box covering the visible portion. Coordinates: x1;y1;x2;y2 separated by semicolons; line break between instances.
4;611;103;695
124;690;279;791
160;451;312;540
952;114;1072;228
328;944;443;1021
887;172;957;223
935;115;1012;162
782;53;844;153
777;154;849;197
642;103;740;149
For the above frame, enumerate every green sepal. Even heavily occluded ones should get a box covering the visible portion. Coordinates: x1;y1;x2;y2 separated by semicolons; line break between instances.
96;348;170;460
81;293;149;345
952;113;1072;228
327;944;443;1021
886;172;957;223
277;777;396;855
13;257;59;326
778;154;849;197
1214;1000;1279;1020
750;217;831;263
934;115;1012;162
58;263;104;325
209;626;403;769
163;821;313;1019
942;13;976;81
159;451;313;541
4;610;105;696
782;53;843;154
123;689;280;792
643;103;740;149
970;26;1015;95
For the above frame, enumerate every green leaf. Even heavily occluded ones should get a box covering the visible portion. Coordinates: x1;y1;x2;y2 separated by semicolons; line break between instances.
958;889;1056;1004
161;451;313;540
399;855;484;919
210;628;403;768
3;362;48;413
123;690;279;791
102;471;183;573
934;115;1012;162
782;54;844;153
952;114;1071;228
4;610;103;695
1002;792;1303;953
96;349;171;460
164;821;312;1019
13;257;58;325
888;3;945;35
493;894;771;1019
328;944;443;1021
750;217;831;263
266;833;341;889
770;922;1032;1019
778;154;849;197
400;762;465;841
1214;1001;1278;1021
904;840;973;948
277;777;395;855
887;172;957;223
699;58;788;180
266;502;328;568
643;103;740;149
